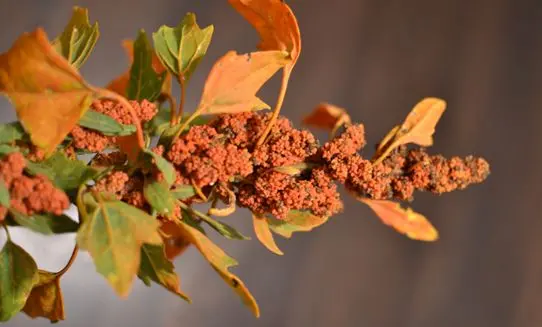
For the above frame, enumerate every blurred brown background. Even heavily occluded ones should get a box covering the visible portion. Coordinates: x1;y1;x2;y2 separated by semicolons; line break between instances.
1;0;540;326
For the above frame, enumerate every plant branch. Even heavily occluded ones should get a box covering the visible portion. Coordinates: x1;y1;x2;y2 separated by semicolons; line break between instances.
256;68;291;147
2;224;10;240
55;245;79;277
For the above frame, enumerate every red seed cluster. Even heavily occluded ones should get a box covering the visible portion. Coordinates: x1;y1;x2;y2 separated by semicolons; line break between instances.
166;124;253;188
321;124;491;201
238;168;343;219
0;152;70;220
69;99;158;152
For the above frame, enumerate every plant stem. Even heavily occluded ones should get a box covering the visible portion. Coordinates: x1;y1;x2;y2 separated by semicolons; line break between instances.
256;68;291;147
94;88;145;149
172;109;200;142
159;93;177;127
176;75;186;125
55;245;79;277
2;224;10;240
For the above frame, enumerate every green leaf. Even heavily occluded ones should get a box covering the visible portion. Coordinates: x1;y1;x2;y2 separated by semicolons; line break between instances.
0;145;18;156
76;192;162;296
143;178;175;215
138;243;190;301
52;6;99;68
0;180;9;207
8;210;79;235
79;110;136;136
180;205;249;241
171;185;196;200
0;122;25;144
128;30;166;102
22;270;65;323
152;13;214;82
0;240;39;321
267;210;329;239
142;149;175;186
25;152;98;193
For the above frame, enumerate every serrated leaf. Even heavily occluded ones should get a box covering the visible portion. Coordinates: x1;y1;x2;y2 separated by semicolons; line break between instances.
138;243;190;302
360;198;439;241
252;213;283;255
143;177;175;215
177;220;260;317
24;152;98;193
0;240;39;321
79;109;136;136
0;122;25;144
0;180;9;207
268;210;328;239
76;192;162;296
8;210;79;235
228;0;301;68
0;28;95;154
171;185;196;200
195;50;289;116
153;13;214;82
22;270;64;323
52;6;99;68
373;98;446;164
181;205;249;241
128;30;166;102
142;149;175;186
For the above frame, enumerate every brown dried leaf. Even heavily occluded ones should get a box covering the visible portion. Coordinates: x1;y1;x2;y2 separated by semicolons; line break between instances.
22;271;64;323
373;98;446;164
0;28;94;154
360;198;438;241
252;213;283;255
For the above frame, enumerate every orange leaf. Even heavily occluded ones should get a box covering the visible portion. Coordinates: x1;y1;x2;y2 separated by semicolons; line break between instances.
373;98;446;164
303;102;351;136
229;0;301;67
197;50;289;115
252;213;283;255
160;221;191;260
0;28;94;154
106;39;172;97
360;198;438;241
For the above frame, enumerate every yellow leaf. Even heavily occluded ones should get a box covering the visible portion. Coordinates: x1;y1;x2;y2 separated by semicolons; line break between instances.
303;102;351;136
197;50;289;115
228;0;301;67
360;198;438;241
267;210;329;239
0;28;94;154
178;220;260;317
252;213;283;255
23;271;65;323
373;98;446;164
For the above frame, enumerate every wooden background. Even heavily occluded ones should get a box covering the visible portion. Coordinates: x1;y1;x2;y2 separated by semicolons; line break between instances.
1;0;541;326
